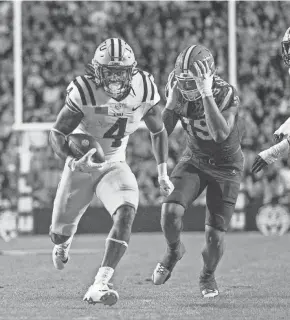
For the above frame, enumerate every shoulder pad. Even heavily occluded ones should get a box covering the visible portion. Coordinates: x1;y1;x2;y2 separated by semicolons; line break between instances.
66;75;99;110
134;69;160;105
213;77;239;111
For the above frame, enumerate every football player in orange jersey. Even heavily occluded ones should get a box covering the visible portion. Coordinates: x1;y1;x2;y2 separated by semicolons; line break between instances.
252;27;290;173
49;38;174;306
152;44;244;298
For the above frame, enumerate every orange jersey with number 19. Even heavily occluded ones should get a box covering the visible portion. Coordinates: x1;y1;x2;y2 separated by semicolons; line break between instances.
65;70;160;162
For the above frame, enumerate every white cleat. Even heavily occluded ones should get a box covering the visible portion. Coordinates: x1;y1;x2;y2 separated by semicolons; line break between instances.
201;289;219;298
52;240;72;270
83;282;119;306
152;263;171;285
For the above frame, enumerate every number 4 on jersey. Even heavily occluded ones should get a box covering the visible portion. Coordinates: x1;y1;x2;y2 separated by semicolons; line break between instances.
103;118;128;147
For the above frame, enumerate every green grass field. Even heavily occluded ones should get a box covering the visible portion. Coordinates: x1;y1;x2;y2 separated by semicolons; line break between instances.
0;232;290;320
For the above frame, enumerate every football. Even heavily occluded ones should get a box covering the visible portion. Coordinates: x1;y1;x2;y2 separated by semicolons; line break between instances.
67;133;105;163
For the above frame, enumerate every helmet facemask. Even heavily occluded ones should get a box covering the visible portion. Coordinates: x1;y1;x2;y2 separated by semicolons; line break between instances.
93;61;135;99
175;70;201;101
282;40;290;67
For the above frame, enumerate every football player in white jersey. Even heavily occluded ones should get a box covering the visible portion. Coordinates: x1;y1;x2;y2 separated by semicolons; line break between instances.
49;38;174;306
252;27;290;173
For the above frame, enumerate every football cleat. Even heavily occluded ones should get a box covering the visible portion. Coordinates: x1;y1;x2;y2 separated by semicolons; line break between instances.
52;240;72;270
152;242;186;285
83;282;119;306
199;272;219;298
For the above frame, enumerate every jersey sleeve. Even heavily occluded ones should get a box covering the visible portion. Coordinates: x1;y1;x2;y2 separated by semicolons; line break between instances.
138;70;161;116
217;85;240;113
65;78;85;114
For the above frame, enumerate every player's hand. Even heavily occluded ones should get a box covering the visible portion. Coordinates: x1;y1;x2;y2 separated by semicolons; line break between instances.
69;149;106;173
192;60;214;98
165;71;179;110
251;155;268;173
158;175;174;197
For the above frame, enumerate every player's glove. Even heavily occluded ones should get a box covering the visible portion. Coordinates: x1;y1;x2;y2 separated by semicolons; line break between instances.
157;163;174;197
67;149;107;173
158;175;174;197
193;60;214;98
251;139;290;173
273;118;290;143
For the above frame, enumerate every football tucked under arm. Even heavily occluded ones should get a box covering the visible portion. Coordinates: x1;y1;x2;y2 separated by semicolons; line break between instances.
49;105;84;162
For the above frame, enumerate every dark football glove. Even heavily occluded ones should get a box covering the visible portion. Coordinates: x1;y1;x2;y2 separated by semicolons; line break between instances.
251;155;268;173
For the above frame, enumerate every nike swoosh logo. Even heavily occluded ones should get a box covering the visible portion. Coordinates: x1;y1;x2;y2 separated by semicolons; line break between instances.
132;104;142;111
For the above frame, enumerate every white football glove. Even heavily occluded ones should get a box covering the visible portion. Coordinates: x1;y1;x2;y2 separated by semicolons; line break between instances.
193;60;214;98
273;117;290;143
158;175;174;197
67;148;106;173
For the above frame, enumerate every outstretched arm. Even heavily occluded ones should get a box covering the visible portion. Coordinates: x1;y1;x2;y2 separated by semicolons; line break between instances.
274;117;290;143
252;138;290;173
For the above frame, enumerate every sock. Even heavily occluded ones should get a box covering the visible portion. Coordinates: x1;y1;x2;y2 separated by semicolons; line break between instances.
202;266;214;276
94;266;114;284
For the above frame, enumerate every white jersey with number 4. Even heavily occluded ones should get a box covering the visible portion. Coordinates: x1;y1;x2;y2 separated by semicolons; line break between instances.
65;70;160;162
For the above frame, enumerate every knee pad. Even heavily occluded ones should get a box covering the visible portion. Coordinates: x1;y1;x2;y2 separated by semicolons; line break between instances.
50;232;71;245
114;205;136;224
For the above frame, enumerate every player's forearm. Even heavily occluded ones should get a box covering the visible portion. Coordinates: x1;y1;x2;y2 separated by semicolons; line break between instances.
150;128;168;165
260;138;290;164
49;130;72;162
162;108;178;136
202;96;230;143
279;117;290;132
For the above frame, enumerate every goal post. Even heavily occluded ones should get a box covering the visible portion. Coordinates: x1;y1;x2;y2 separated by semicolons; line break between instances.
13;0;23;129
228;0;238;89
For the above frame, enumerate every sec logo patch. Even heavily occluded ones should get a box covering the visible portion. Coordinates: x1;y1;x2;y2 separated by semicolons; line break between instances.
81;139;90;147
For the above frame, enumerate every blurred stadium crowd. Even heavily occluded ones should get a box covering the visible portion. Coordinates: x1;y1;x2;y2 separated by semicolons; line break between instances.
1;1;290;210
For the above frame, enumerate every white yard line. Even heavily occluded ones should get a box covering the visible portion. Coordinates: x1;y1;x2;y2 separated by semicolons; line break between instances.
0;249;102;256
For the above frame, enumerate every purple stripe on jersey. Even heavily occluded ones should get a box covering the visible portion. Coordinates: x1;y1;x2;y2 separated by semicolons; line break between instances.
81;76;96;105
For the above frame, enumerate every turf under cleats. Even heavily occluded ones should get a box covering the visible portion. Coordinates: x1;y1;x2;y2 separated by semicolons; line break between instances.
83;282;119;306
199;272;219;298
52;240;72;270
152;242;186;285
